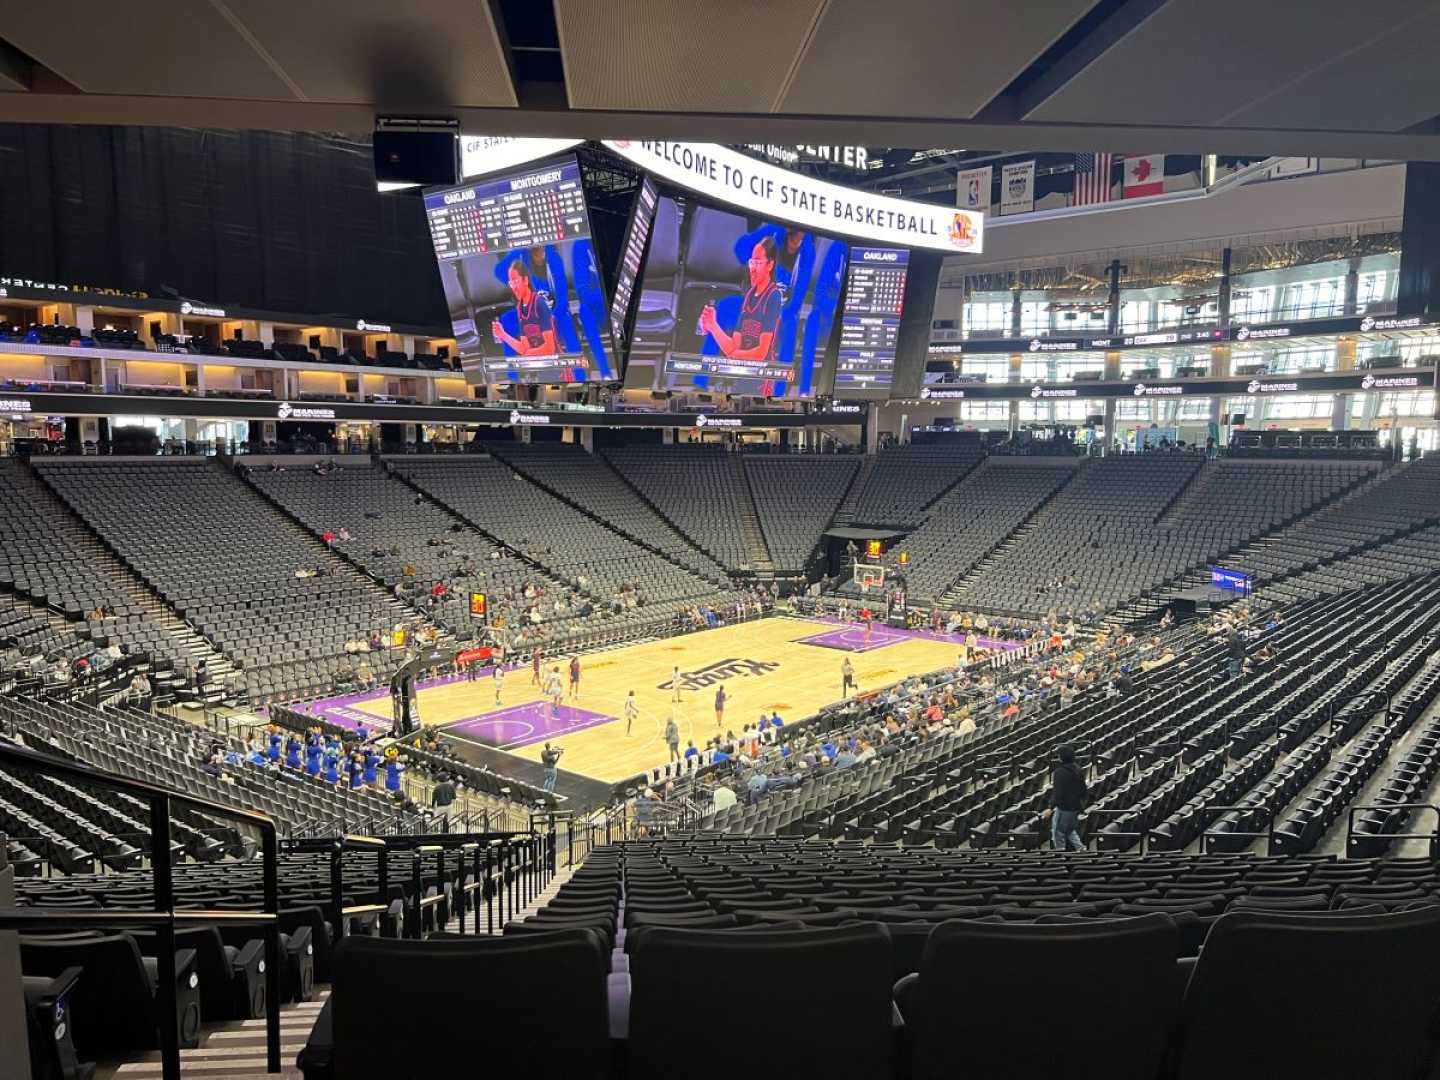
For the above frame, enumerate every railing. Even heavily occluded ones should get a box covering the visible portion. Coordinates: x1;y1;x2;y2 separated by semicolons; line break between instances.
0;739;283;1078
1325;689;1392;738
1083;808;1149;854
1200;802;1278;855
1346;802;1440;860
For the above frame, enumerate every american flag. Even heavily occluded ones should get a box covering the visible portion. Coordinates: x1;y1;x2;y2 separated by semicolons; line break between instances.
1073;152;1113;206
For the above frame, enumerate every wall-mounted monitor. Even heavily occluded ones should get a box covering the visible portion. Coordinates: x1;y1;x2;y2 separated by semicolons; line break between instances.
423;155;616;386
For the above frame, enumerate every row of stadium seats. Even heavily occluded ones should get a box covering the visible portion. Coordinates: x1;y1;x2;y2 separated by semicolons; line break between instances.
709;573;1440;855
33;459;408;684
311;843;1440;1080
486;442;730;583
602;443;765;571
743;455;859;572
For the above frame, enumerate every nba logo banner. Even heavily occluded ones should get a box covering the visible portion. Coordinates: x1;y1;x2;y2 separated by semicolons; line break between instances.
957;166;992;214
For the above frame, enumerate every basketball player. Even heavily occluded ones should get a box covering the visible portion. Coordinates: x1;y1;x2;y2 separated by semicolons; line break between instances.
623;690;639;737
493;663;505;706
671;665;684;703
531;646;542;686
491;261;557;357
544;664;563;720
569;655;581;699
860;606;873;646
714;684;726;728
841;656;855;697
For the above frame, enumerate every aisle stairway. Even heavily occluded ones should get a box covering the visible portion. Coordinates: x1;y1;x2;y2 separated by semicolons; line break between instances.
101;993;322;1078
828;455;876;528
732;456;774;574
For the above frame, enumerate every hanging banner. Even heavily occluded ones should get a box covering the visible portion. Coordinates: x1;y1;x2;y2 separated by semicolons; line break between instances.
1000;161;1035;216
957;166;992;214
602;140;983;253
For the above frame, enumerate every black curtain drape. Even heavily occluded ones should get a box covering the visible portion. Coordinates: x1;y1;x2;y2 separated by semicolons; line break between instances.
0;124;448;327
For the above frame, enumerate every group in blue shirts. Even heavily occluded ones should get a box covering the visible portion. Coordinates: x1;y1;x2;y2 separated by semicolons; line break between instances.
249;722;386;794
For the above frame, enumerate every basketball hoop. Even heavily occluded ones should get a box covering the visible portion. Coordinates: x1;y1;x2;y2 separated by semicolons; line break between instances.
853;564;886;599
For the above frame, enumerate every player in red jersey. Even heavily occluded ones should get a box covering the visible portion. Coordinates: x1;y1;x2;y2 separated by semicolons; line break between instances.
699;237;781;363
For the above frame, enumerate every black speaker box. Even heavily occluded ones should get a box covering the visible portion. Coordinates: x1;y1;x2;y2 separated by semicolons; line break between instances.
374;130;457;186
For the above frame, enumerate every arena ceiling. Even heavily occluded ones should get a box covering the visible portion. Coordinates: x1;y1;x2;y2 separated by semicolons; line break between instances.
2;0;1440;160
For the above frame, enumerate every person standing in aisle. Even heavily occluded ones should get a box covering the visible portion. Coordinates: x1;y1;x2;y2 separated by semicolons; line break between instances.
1045;745;1087;852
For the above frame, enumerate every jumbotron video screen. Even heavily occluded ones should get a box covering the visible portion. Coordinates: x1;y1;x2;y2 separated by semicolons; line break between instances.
424;155;616;386
625;191;848;400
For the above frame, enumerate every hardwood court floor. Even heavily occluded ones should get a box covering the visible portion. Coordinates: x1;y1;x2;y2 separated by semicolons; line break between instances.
348;617;968;784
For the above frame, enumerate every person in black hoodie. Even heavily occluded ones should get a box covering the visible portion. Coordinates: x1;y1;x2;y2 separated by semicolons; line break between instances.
1047;745;1086;852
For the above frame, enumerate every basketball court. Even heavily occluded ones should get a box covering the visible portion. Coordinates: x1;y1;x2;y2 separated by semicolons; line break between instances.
288;615;1022;785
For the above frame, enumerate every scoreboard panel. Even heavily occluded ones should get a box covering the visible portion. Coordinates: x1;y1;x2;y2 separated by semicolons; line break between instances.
835;246;909;391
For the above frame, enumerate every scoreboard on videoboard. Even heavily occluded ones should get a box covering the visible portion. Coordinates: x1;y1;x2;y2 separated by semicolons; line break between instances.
836;247;909;391
425;161;590;260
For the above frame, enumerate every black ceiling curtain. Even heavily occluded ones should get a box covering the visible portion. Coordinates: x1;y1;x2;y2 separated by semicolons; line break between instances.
0;123;448;328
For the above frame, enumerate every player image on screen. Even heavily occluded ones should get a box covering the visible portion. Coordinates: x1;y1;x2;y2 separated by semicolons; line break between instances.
626;192;847;400
423;156;615;386
698;236;782;362
492;258;557;357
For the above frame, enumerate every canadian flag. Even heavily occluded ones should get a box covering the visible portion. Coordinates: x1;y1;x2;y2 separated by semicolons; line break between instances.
1123;154;1165;198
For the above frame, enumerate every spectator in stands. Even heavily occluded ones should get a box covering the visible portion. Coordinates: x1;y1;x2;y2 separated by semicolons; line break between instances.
432;772;457;809
712;780;737;813
1226;631;1247;679
746;770;768;803
1046;745;1086;852
683;740;698;761
128;671;152;711
540;742;563;794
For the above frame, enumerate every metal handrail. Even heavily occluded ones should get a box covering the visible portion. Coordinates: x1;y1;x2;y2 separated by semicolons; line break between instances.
1326;689;1393;738
0;738;283;1077
1345;802;1440;859
1082;808;1148;854
1200;801;1277;855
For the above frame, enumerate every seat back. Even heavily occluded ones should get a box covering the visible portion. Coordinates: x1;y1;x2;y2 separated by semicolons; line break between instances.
331;930;609;1080
19;932;159;1058
629;924;893;1080
910;913;1180;1080
1176;907;1440;1080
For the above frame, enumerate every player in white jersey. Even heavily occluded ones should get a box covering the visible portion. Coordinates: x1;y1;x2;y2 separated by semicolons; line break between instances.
623;690;639;737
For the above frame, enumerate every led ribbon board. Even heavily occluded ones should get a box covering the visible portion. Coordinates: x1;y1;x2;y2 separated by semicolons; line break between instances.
603;141;983;254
